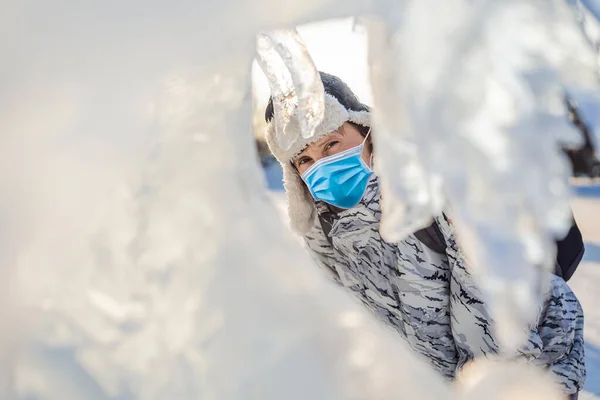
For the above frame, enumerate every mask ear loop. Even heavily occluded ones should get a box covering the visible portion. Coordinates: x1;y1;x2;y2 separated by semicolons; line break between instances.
362;128;372;145
362;128;374;169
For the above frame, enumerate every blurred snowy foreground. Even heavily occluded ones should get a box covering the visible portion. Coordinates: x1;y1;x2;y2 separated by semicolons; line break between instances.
3;0;600;399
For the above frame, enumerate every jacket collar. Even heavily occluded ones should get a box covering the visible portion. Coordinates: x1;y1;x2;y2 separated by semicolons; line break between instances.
315;175;382;237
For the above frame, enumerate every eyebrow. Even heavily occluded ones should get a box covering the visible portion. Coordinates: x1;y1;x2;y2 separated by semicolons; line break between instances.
314;131;342;150
294;130;343;166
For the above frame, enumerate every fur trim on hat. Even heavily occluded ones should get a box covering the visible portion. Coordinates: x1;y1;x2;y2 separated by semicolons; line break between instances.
265;93;371;235
282;163;316;234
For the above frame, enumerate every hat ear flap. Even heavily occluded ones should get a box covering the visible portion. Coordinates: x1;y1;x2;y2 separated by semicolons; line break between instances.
282;164;316;235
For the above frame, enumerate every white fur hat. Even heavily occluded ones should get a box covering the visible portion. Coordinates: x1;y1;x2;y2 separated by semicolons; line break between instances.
265;93;371;235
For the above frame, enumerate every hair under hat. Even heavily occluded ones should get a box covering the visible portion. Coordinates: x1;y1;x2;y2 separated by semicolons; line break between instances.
264;72;371;235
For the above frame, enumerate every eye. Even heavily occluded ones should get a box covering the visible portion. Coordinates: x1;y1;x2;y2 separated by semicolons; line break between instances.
324;140;339;152
297;156;312;166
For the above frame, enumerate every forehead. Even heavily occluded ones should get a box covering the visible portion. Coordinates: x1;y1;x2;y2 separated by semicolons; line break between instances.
313;130;341;146
295;130;341;158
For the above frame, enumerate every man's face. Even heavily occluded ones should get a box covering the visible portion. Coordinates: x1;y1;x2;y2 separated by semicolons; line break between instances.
292;122;371;175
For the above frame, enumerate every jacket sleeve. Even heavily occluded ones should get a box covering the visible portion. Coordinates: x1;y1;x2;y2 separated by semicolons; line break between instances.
536;274;586;394
435;215;585;394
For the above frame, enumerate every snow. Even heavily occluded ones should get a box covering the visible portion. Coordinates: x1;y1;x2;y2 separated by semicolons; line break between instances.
3;0;600;398
256;29;325;147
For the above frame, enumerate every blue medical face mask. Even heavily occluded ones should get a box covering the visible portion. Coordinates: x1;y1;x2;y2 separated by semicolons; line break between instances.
301;131;373;209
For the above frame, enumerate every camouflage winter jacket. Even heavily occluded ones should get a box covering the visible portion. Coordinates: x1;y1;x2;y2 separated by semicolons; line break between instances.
303;178;585;394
